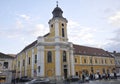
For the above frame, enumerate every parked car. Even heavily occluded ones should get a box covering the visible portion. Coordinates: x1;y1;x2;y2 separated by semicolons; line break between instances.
19;76;32;82
85;76;89;81
110;73;114;79
69;76;79;82
117;73;120;77
25;77;50;84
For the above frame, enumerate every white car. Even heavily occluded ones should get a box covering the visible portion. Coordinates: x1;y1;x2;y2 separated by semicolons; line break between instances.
25;78;50;84
117;73;120;77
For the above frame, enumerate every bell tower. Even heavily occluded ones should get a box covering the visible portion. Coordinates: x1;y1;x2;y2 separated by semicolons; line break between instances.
48;2;68;42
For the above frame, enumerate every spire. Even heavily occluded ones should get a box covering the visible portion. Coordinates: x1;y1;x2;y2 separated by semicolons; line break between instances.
56;1;58;7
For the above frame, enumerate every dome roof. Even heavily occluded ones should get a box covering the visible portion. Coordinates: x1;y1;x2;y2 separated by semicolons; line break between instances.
52;6;63;18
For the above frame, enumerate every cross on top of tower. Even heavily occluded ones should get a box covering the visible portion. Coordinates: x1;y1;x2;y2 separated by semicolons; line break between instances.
56;1;58;7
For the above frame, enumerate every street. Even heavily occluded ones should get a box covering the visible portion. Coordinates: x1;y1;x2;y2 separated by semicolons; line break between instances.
14;79;120;84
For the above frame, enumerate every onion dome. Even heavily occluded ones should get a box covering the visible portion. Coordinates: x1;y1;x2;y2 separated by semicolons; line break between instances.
52;5;63;18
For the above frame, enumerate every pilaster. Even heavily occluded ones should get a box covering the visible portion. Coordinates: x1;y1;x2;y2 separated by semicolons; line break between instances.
55;45;61;80
70;43;75;76
31;49;34;77
25;52;28;76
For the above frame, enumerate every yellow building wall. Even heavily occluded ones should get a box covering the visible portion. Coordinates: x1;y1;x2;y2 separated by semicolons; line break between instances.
44;50;55;77
74;55;115;77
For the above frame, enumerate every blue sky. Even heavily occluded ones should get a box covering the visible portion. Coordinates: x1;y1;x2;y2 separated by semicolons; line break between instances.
0;0;120;54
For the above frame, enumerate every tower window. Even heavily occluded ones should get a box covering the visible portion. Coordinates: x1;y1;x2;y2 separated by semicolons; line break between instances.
62;23;64;27
51;24;53;27
47;51;52;63
63;51;67;62
62;28;65;37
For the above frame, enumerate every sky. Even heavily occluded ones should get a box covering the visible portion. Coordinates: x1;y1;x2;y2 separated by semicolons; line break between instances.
0;0;120;54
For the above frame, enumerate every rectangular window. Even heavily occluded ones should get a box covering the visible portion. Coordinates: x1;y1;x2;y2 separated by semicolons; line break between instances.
84;59;86;63
75;58;77;63
95;59;97;64
90;58;92;64
62;28;65;37
102;59;104;64
23;60;25;66
76;72;78;76
3;62;8;69
35;55;37;64
63;51;67;62
47;51;52;63
110;60;112;64
38;66;40;73
105;59;107;64
18;61;20;67
28;57;30;64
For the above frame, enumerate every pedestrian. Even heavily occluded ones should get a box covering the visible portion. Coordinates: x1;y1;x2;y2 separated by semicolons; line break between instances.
114;72;117;79
82;74;85;82
107;73;110;80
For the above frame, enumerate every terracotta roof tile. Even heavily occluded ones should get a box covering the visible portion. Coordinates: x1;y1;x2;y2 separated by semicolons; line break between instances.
73;44;113;57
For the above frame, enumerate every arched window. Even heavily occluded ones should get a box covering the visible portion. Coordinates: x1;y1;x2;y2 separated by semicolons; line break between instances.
47;51;52;63
63;51;67;62
62;28;65;37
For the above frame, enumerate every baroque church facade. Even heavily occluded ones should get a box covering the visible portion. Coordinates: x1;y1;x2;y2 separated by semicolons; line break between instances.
13;5;115;80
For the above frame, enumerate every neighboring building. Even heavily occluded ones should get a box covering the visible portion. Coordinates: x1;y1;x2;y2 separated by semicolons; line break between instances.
14;5;116;80
110;51;120;73
74;45;115;77
0;52;14;83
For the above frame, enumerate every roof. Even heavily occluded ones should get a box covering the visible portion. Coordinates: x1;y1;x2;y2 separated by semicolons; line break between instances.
0;52;14;59
52;6;63;18
73;44;113;57
110;52;120;57
18;40;37;55
43;33;50;37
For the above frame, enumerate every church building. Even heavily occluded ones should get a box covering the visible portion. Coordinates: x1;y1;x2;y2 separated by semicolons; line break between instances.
14;4;115;80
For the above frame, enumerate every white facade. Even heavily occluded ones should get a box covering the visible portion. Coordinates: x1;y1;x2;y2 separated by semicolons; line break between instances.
0;56;14;83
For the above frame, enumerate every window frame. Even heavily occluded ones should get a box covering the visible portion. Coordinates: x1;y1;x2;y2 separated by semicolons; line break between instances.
47;51;52;63
63;51;67;62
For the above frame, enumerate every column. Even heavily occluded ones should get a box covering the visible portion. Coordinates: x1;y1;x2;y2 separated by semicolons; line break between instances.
20;55;22;78
67;50;71;77
25;52;28;76
70;43;75;76
55;45;61;80
37;46;45;77
37;37;45;77
55;19;60;42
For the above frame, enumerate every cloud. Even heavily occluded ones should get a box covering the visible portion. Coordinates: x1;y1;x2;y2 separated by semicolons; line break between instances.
19;14;30;21
16;20;24;29
68;20;97;47
32;24;49;37
104;28;120;52
108;11;120;27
